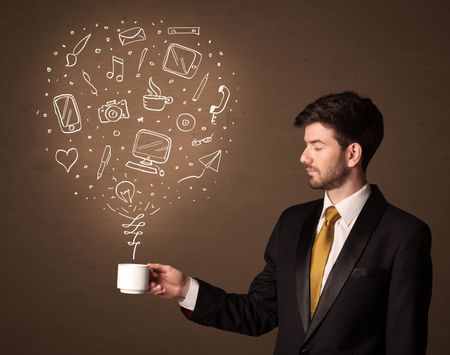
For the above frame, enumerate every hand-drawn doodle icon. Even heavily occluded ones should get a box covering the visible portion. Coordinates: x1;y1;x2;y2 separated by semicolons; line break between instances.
121;213;146;261
125;129;172;177
176;113;196;132
97;145;111;180
81;69;98;96
98;99;130;123
136;48;148;78
177;149;222;183
192;72;209;102
115;180;136;204
192;133;214;146
162;43;202;79
55;147;79;173
167;27;200;35
143;77;173;111
210;85;230;125
118;27;146;46
53;93;82;134
65;33;91;67
107;55;124;82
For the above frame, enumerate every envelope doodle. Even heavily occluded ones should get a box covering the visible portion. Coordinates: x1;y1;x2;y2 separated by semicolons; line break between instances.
118;27;146;46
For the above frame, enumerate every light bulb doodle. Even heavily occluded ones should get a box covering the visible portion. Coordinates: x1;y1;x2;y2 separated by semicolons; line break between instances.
115;181;135;204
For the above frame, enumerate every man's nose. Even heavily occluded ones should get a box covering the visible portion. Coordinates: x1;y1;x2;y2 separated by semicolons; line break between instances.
300;148;310;165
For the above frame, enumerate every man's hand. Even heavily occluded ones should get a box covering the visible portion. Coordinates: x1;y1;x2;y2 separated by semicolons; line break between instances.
147;263;191;299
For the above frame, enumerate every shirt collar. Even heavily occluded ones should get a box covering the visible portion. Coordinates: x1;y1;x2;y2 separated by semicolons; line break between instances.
321;184;372;226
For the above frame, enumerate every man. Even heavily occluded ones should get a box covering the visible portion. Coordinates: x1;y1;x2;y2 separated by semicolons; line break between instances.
148;91;432;355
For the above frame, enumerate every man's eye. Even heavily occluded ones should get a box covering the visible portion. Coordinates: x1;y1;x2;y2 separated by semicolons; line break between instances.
313;147;323;151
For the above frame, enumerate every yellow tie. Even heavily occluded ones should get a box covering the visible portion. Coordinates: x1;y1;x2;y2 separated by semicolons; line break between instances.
310;206;341;317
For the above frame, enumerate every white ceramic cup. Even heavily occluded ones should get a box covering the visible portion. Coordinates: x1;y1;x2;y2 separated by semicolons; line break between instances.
117;263;149;294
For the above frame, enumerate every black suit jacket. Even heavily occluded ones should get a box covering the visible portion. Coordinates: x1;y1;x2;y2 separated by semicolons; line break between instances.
184;186;432;355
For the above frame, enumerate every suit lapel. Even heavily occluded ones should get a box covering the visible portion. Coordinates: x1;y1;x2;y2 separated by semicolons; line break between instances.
295;200;323;333
302;185;388;344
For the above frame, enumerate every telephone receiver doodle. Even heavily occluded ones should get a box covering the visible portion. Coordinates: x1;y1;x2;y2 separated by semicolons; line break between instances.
210;85;230;125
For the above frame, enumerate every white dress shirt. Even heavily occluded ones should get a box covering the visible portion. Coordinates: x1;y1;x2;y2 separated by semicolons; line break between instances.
179;184;372;310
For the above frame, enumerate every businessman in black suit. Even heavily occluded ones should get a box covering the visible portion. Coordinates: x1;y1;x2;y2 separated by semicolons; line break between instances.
148;91;432;355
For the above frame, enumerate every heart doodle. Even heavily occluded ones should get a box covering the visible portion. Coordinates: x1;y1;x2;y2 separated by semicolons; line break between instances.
55;148;79;172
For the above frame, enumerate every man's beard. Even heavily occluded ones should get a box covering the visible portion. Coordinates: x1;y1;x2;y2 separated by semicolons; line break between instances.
307;158;350;190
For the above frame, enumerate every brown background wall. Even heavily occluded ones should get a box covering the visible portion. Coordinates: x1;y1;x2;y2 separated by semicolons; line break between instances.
1;0;449;354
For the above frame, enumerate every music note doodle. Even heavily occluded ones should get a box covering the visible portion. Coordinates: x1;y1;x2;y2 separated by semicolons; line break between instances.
82;69;98;96
107;55;124;82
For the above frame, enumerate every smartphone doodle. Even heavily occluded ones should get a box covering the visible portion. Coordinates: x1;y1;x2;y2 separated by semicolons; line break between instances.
210;85;230;125
53;94;82;134
162;43;202;79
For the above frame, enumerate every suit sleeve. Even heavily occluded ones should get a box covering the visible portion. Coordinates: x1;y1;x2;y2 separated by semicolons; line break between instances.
180;212;283;336
386;221;432;355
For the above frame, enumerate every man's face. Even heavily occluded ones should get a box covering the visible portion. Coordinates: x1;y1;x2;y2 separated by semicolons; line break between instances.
300;122;350;190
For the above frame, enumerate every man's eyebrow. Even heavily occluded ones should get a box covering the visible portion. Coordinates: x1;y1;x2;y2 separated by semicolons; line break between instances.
305;139;326;145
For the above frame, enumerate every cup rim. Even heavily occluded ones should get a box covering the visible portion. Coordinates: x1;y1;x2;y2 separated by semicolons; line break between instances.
118;263;148;268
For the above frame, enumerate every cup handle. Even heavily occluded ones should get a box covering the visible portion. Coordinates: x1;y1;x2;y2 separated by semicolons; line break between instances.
165;96;174;104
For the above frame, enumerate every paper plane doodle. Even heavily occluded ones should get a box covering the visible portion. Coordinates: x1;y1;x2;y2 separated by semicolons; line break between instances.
177;149;222;183
198;149;222;172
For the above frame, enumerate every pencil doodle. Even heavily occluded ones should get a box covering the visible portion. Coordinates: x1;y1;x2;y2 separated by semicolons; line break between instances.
97;145;112;180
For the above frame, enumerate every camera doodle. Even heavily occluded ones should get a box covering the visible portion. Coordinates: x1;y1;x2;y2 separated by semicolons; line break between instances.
98;99;130;123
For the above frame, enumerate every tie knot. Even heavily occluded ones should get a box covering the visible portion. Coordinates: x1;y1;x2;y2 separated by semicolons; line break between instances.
324;206;340;225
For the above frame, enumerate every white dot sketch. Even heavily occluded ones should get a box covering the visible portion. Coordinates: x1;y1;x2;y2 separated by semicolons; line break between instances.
125;129;172;176
97;145;112;180
118;27;146;46
98;99;130;123
167;27;200;36
53;94;82;134
210;85;230;125
162;43;202;79
41;19;238;261
176;113;196;132
177;149;222;183
65;33;91;67
55;147;79;172
107;55;124;82
143;77;173;111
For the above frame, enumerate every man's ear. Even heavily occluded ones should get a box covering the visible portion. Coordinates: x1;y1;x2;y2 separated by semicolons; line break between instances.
346;143;363;168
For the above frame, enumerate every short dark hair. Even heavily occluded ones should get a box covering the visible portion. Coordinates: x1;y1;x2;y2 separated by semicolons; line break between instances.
294;91;383;172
